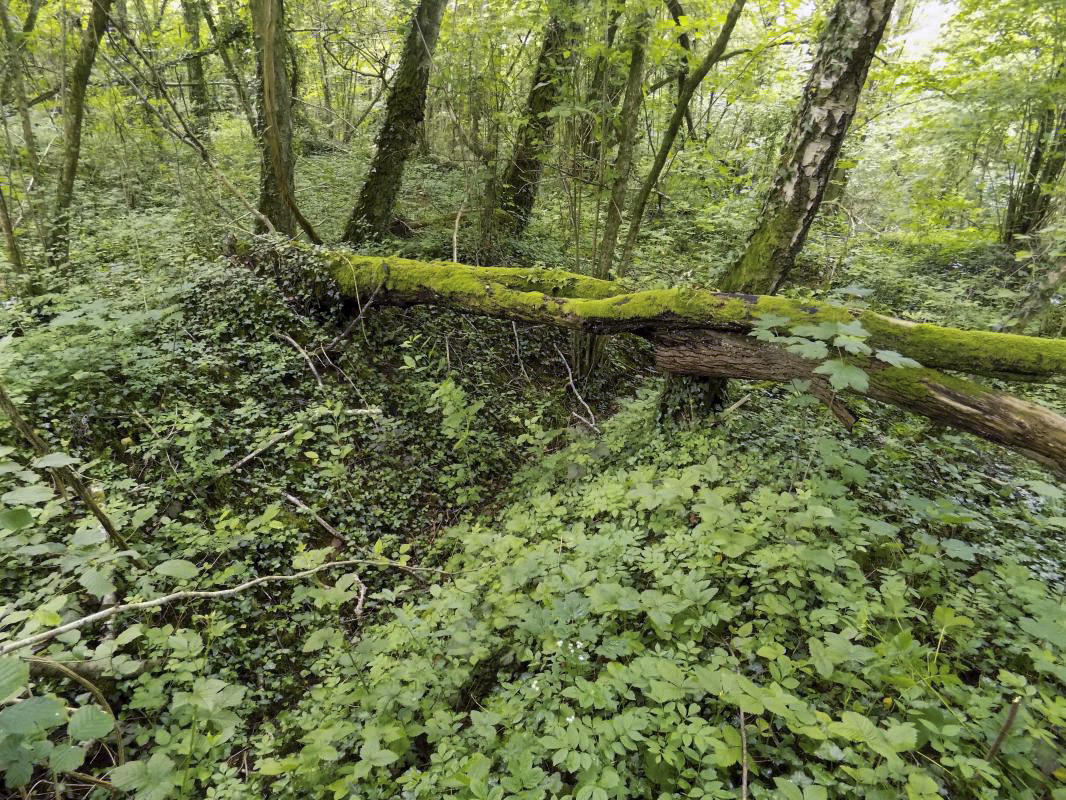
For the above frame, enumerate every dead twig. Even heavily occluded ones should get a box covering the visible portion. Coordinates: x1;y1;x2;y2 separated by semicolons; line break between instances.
554;344;599;433
275;331;323;387
986;696;1022;761
0;559;382;656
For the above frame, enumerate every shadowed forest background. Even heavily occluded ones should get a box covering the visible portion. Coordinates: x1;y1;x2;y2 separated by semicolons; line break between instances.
0;0;1066;797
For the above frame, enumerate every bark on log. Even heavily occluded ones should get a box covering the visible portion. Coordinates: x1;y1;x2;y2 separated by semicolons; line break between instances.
316;250;1066;472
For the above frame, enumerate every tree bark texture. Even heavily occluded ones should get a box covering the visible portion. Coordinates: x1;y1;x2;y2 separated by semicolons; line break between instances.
251;0;319;241
497;13;577;237
298;248;1066;473
719;0;895;294
47;0;115;267
201;0;256;132
182;0;211;132
342;0;448;243
595;13;651;280
1004;100;1066;245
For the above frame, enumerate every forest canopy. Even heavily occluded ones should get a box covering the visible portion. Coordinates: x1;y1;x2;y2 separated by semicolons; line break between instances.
0;0;1065;798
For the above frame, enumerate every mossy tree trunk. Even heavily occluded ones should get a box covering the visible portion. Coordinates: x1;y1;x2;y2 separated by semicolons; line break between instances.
342;0;448;244
573;12;650;379
578;5;622;176
718;0;895;294
46;0;115;268
296;249;1066;473
182;0;211;134
493;11;578;240
663;0;696;137
0;0;46;276
617;0;748;275
595;12;651;281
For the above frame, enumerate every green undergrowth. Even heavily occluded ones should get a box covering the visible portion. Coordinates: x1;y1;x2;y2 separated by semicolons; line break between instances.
251;387;1066;800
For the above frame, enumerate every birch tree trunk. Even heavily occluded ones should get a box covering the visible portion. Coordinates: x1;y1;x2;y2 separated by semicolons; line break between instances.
342;0;448;243
718;0;895;294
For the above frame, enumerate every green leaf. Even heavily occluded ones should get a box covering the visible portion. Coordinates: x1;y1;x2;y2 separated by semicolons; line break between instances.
875;349;921;368
78;567;116;599
884;722;918;752
154;559;199;580
1;484;54;506
833;335;872;355
111;753;177;800
0;656;29;701
0;695;66;735
814;361;869;392
1027;480;1063;500
790;322;839;340
786;339;829;360
49;744;86;773
32;453;79;468
68;705;115;741
0;508;33;531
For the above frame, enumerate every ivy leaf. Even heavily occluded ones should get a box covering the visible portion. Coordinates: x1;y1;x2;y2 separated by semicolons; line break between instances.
814;361;869;392
1;484;54;506
0;656;28;701
875;350;921;368
68;705;115;741
154;559;199;580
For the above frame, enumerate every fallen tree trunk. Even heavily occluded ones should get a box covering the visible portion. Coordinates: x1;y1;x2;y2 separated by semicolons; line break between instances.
318;250;1066;472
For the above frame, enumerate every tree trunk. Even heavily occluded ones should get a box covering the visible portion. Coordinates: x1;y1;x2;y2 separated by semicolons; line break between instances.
342;0;448;243
494;13;577;238
595;13;651;280
573;12;650;378
181;0;211;134
578;6;622;175
718;0;895;294
273;248;1066;474
251;0;319;241
47;0;115;268
0;0;47;262
617;0;747;275
0;183;24;277
201;0;256;133
663;0;696;137
1004;101;1066;244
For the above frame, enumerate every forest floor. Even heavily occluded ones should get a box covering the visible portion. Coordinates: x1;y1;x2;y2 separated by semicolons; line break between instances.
3;132;1065;797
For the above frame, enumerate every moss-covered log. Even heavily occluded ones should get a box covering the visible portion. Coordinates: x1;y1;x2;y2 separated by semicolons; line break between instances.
321;251;1066;472
330;253;1066;383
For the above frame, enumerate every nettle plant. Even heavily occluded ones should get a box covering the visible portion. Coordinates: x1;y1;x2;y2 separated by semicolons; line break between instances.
750;309;920;394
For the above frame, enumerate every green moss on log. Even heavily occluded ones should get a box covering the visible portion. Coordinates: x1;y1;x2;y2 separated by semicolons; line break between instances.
325;250;1066;383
